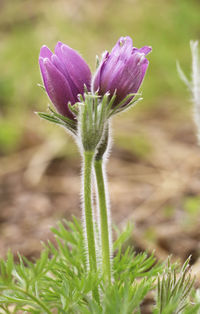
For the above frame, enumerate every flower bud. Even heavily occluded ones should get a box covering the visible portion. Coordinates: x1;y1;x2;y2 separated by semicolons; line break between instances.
93;36;151;106
39;42;91;119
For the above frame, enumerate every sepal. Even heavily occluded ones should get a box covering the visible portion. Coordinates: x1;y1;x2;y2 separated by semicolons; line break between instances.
68;102;79;116
107;92;142;118
48;107;77;128
36;106;77;135
78;91;142;152
78;92;110;151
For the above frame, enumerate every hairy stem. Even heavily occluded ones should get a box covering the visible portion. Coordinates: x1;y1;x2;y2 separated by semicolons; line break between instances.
94;158;112;283
83;151;99;302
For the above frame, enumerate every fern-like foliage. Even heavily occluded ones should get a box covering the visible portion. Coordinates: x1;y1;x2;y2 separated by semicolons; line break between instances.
0;219;197;313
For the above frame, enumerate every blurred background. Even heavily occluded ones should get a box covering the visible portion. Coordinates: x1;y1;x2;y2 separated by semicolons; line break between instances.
0;0;200;266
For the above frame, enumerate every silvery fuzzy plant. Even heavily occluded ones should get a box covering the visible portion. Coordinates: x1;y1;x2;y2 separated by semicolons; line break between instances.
38;37;150;290
177;41;200;143
0;37;197;313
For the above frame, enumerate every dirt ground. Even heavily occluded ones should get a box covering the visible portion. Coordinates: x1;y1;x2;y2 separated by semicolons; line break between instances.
1;113;200;278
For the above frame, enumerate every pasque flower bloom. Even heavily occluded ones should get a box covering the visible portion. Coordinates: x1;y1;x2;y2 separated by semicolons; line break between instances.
93;36;151;106
39;42;91;119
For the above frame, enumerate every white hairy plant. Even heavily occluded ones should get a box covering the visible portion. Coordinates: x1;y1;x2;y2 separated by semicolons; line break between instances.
177;40;200;143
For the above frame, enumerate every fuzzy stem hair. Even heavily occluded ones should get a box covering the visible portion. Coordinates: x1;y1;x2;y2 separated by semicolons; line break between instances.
94;158;112;283
82;150;99;302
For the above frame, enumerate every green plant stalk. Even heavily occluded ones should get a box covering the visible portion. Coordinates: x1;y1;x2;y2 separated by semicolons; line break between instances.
94;158;112;283
83;150;99;302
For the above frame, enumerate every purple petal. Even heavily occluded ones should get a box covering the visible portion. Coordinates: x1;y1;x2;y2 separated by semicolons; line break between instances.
51;54;68;80
40;45;53;59
128;60;149;94
111;36;133;57
51;52;80;100
101;57;124;93
55;42;91;94
93;38;151;106
139;46;152;55
39;57;75;119
120;54;149;95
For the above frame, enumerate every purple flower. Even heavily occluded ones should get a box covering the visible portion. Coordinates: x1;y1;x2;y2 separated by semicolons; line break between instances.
39;42;91;119
93;36;152;106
